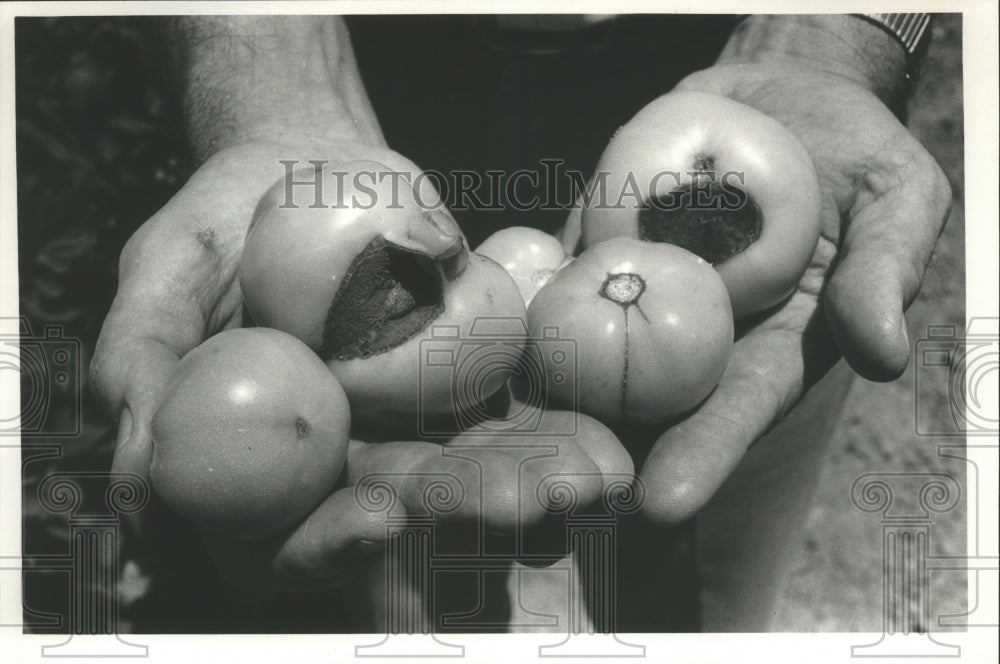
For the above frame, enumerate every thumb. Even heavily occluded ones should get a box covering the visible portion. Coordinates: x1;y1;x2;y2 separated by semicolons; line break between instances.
90;230;215;480
824;150;951;381
92;333;180;480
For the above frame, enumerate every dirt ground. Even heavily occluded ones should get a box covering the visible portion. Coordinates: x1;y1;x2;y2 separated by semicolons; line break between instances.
774;15;968;631
14;14;968;633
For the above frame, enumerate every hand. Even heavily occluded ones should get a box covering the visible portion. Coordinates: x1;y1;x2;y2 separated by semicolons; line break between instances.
203;391;630;594
556;16;953;524
90;15;634;604
85;138;390;588
90;14;386;484
347;394;632;632
88;16;415;591
635;28;952;522
90;134;631;592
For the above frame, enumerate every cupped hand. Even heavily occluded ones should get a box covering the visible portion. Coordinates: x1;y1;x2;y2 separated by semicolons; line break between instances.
201;393;629;591
637;61;952;522
90;137;391;479
561;61;952;524
88;138;391;589
90;137;631;590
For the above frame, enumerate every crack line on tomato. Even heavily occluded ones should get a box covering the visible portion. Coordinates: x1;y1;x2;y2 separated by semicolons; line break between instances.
321;236;445;360
620;306;631;421
597;271;651;422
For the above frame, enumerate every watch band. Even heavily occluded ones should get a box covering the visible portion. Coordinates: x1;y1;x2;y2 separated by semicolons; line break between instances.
859;13;932;56
855;13;933;76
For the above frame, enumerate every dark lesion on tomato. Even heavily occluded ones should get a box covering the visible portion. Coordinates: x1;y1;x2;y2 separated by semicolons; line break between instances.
322;236;445;360
638;179;762;265
600;272;646;308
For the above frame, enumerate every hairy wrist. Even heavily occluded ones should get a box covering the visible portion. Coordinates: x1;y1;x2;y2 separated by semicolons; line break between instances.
168;16;384;162
718;15;909;113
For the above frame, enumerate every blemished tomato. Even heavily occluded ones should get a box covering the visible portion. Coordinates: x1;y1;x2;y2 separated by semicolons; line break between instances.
581;90;821;319
150;328;351;540
476;226;573;305
239;158;526;424
527;237;733;426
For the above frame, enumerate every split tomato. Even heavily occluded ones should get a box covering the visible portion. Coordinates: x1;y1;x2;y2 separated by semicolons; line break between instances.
527;237;733;426
581;90;821;318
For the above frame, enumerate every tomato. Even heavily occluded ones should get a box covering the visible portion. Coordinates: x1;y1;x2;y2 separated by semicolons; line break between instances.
240;158;467;351
580;90;821;319
239;158;526;424
330;251;527;425
527;237;733;426
150;328;351;540
476;226;573;305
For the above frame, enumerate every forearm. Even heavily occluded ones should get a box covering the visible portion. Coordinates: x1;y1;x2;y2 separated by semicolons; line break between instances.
717;15;909;113
168;16;385;162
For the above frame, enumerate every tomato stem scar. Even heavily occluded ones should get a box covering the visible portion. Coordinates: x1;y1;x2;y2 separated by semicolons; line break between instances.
692;152;715;172
600;272;645;306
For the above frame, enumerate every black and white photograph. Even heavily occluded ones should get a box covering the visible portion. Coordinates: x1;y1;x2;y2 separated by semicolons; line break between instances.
1;3;997;662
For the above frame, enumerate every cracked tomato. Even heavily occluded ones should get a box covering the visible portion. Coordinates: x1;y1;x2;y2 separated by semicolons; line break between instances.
527;237;733;426
581;90;821;319
239;158;526;424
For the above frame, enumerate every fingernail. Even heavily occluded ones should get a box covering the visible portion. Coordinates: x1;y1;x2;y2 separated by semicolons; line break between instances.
403;209;464;258
442;244;469;281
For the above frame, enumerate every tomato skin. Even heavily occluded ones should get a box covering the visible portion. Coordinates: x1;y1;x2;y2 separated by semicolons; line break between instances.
527;237;733;426
476;226;572;305
240;159;466;352
581;90;821;319
330;252;526;423
150;328;350;540
239;159;527;424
